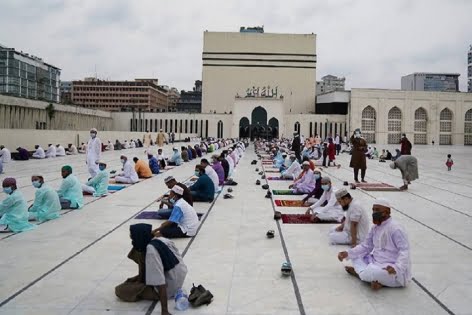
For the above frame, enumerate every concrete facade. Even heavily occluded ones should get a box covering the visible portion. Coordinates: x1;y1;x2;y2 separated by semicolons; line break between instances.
202;31;317;115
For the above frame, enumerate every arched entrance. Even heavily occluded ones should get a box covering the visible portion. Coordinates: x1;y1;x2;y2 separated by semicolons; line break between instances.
239;117;250;138
251;106;268;140
268;117;279;139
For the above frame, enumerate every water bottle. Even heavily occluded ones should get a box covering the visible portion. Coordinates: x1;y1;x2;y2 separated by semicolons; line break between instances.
174;288;189;311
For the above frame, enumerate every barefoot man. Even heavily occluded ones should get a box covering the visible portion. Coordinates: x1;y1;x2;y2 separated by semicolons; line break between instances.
337;198;411;290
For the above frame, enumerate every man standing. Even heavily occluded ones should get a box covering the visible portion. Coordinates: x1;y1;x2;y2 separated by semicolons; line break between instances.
390;155;418;191
400;134;412;155
291;133;301;163
328;188;370;246
349;129;367;183
338;198;411;290
86;128;102;177
143;130;152;148
156;130;166;147
335;133;341;155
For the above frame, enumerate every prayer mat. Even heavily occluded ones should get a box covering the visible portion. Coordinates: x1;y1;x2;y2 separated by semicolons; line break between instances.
272;190;304;195
354;182;400;191
264;170;281;173
165;166;176;170
267;177;291;181
83;191;93;196
108;185;126;191
281;214;337;224
135;211;204;220
274;200;308;207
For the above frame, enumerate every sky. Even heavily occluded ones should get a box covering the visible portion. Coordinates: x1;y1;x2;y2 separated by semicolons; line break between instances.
1;0;471;91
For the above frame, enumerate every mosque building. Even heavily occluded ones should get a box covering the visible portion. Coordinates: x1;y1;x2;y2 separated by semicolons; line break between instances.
1;27;472;149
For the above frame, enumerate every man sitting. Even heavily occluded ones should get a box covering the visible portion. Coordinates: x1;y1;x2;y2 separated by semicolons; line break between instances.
302;169;323;206
338;198;411;290
82;161;109;197
115;223;187;314
190;165;215;202
211;155;225;185
15;147;29;160
0;145;11;163
328;188;370;246
152;186;199;238
32;145;46;159
200;158;219;192
45;144;57;158
157;176;193;219
66;143;78;155
115;156;139;184
289;161;315;194
57;165;84;209
181;146;189;162
133;157;153;179
29;175;61;222
156;148;166;169
305;177;343;223
56;144;66;156
148;154;160;175
168;148;182;166
281;155;301;179
78;143;87;153
0;178;36;233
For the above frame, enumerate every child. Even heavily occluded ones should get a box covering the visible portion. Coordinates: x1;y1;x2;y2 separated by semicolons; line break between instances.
446;154;453;171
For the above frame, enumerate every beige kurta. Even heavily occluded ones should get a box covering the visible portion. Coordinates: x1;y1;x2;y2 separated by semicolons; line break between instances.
156;132;166;147
143;133;151;147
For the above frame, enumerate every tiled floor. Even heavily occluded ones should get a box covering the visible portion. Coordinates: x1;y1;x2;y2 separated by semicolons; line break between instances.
0;143;471;315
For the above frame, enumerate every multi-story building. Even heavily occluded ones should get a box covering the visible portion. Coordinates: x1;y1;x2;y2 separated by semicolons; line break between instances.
401;72;460;92
70;78;168;112
0;43;61;103
468;45;472;93
177;80;202;113
158;85;180;112
316;74;346;94
60;81;72;104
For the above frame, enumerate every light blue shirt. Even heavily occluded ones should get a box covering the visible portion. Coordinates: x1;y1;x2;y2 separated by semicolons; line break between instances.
0;190;36;232
169;151;182;166
57;174;84;209
30;184;61;222
86;169;109;197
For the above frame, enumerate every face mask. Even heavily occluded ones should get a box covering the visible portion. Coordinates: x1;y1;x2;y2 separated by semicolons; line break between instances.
121;159;125;164
194;171;200;177
169;197;176;204
342;205;349;211
3;187;12;194
32;181;42;188
99;165;106;171
355;133;360;138
314;174;321;180
90;133;96;138
321;184;330;191
372;212;385;224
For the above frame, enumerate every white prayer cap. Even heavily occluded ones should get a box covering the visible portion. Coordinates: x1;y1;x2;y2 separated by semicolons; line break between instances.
90;128;97;133
373;198;391;209
290;154;296;158
164;176;175;183
390;162;396;169
302;161;310;166
171;185;184;196
335;188;349;199
97;160;106;165
321;176;331;183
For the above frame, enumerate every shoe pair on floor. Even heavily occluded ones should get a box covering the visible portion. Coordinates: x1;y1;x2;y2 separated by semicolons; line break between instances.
189;284;213;307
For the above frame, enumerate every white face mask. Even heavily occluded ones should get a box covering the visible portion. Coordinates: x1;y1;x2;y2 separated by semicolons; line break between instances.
121;159;126;164
90;133;96;139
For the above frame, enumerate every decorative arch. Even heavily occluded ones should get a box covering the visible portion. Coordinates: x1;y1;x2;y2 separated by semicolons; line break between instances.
414;107;428;144
239;117;250;138
361;106;376;143
268;117;279;139
217;120;224;138
464;109;472;145
439;108;453;145
251;106;267;126
387;106;402;144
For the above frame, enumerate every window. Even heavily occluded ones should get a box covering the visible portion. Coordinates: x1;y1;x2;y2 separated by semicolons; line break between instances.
414;108;427;144
439;108;453;145
387;107;402;144
465;109;472;145
361;106;376;143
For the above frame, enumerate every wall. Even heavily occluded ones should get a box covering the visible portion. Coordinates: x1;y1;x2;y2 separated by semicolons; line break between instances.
350;88;472;145
0;129;198;151
202;32;317;115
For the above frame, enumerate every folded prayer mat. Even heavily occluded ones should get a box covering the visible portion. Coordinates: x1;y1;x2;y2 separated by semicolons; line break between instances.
271;189;304;195
274;200;309;207
281;214;337;224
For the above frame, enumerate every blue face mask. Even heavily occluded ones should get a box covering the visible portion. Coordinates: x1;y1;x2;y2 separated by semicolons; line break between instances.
32;181;42;188
321;184;330;191
194;171;200;177
99;165;106;171
169;197;176;204
3;187;12;194
314;174;321;180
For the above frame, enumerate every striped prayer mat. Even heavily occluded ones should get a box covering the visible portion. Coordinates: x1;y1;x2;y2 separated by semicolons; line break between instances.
281;214;337;224
274;200;308;207
272;189;304;195
354;182;399;191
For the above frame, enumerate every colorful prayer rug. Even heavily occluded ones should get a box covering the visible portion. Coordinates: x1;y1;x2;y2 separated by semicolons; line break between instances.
271;189;304;195
274;200;308;207
281;214;337;224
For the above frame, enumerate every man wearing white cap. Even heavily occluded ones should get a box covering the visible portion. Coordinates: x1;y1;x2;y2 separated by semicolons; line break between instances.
115;156;139;184
86;128;102;177
281;155;301;179
152;185;199;238
156;129;166;147
289;161;315;194
338;198;411;290
305;177;343;223
328;188;370;246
